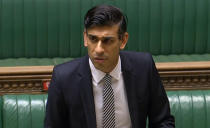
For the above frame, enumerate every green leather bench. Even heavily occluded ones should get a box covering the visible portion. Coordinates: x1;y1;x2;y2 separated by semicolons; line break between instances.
0;90;210;128
0;0;210;66
0;95;48;128
1;54;210;67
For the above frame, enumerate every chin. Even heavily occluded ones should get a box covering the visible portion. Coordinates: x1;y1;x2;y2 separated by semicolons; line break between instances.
94;65;105;72
95;65;104;71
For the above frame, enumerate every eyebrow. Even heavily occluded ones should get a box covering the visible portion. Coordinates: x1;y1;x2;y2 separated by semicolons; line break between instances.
87;34;116;39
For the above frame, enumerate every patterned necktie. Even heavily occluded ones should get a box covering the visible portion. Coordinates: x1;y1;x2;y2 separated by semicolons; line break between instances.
102;74;115;128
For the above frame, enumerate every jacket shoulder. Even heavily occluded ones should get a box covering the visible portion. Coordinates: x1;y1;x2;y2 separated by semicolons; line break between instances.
120;51;155;76
120;51;153;63
53;56;85;77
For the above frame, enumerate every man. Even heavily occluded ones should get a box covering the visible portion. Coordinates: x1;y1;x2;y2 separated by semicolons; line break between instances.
45;5;175;128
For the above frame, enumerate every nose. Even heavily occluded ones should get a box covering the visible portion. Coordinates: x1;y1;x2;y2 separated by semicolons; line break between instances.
95;41;104;55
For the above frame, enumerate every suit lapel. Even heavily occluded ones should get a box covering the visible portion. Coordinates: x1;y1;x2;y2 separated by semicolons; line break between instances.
120;52;139;128
78;56;96;128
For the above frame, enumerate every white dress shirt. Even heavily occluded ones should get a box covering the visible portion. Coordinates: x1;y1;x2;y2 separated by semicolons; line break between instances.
89;57;132;128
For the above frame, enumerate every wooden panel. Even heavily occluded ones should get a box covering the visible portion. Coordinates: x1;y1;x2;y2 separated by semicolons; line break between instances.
156;61;210;70
156;61;210;90
0;66;52;94
0;62;210;94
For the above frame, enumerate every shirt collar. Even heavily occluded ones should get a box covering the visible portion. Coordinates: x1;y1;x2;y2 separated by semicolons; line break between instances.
89;56;122;85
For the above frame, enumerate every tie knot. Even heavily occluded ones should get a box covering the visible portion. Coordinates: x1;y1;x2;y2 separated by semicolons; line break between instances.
103;74;112;82
103;74;112;88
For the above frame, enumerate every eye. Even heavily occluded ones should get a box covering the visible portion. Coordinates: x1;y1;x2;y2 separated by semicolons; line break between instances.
102;37;114;44
88;35;98;43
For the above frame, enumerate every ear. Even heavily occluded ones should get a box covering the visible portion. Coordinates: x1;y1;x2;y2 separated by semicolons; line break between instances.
120;32;129;50
84;31;88;47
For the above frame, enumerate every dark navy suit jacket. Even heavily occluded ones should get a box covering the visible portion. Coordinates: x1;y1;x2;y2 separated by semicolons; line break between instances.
45;51;175;128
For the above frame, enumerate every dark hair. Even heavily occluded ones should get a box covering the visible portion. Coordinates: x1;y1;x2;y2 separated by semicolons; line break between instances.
84;5;127;39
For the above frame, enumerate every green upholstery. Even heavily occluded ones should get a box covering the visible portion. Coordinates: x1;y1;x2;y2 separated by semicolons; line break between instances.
0;97;2;128
0;0;210;62
0;58;74;67
1;90;210;128
153;53;210;62
0;0;86;59
0;54;210;67
2;95;47;128
168;90;210;128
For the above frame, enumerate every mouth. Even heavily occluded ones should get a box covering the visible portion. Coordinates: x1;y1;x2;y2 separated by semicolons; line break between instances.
94;57;106;63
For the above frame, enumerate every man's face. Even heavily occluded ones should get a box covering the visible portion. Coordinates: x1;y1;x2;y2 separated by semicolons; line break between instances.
84;25;128;73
